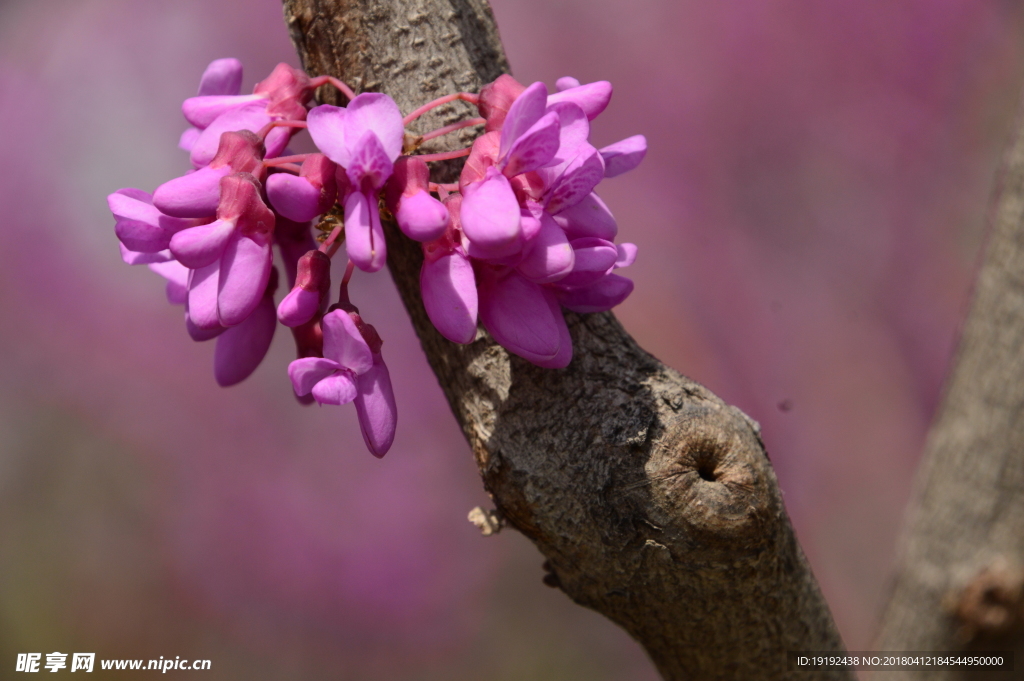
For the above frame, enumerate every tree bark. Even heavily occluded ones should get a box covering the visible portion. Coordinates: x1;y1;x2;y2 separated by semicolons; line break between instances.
281;1;850;678
874;84;1024;678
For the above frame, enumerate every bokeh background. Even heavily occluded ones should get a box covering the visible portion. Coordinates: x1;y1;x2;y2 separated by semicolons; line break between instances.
1;0;1023;678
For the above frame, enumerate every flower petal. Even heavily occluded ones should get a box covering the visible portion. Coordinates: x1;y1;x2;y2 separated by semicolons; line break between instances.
615;242;638;268
460;168;522;257
479;268;564;362
421;250;478;344
288;357;342;396
214;294;277;386
543;146;606;215
321;309;373;374
120;243;172;265
599;135;647;178
517;211;575;284
312;371;359;406
546;80;612;121
555;76;580;92
182;94;263;128
277;286;321;327
187;262;221;330
197;58;243;96
345;130;394;192
307;104;352;166
266;173;322;222
499;81;549;161
217;232;273;326
179;127;200;151
344;191;387;272
556;273;634;313
185;314;226;341
190;100;271;167
345;93;405;162
109;189;192;252
148;260;190;304
395;190;449;242
169;218;236;269
554;238;618;288
552;191;618;240
153;165;231;218
353;354;397;457
502;110;560;177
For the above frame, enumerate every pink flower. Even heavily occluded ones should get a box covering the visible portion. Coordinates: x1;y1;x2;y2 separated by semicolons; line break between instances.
288;310;397;457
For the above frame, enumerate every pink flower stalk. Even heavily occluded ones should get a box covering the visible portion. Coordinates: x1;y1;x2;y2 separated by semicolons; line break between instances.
288;309;397;457
307;93;406;272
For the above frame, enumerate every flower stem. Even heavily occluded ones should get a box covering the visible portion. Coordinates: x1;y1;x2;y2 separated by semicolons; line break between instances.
256;119;308;140
308;75;357;102
403;92;480;125
415;148;472;163
419;117;485;142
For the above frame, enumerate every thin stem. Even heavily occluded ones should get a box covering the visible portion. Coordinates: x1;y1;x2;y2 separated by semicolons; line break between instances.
341;259;355;286
256;119;307;140
269;163;302;174
419;117;485;142
263;154;313;167
403;92;480;125
319;219;345;255
429;182;459;194
308;75;357;102
415;148;472;163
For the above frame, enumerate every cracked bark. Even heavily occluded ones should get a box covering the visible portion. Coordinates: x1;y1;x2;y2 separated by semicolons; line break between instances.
875;82;1024;679
281;1;849;678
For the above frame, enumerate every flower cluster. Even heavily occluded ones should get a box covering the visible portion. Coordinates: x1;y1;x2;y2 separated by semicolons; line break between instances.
109;59;645;457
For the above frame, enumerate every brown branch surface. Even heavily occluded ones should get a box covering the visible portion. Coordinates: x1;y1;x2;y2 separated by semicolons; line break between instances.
875;85;1024;679
282;1;849;678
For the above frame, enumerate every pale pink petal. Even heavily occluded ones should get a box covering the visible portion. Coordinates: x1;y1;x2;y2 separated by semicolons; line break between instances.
264;126;291;160
277;286;321;327
109;189;192;252
267;173;322;222
546;81;612;121
615;242;638;268
502;110;560;177
556;273;634;313
395;190;448;242
345;93;405;161
187;262;221;330
307;105;352;166
479;269;564;362
344;191;387;272
182;94;264;128
190;101;271;167
346;130;394;191
460;168;521;256
153;165;231;218
120;243;172;265
517;212;575;284
169;218;236;269
547;102;591;167
214;294;277;386
556;238;618;288
148;260;190;304
600;135;647;178
197;58;243;96
312;371;359;406
499;81;549;160
552;192;618;240
179;127;200;151
421;251;478;344
555;76;580;92
321;310;373;374
288;357;342;396
217;233;273;326
353;354;397;457
544;146;606;215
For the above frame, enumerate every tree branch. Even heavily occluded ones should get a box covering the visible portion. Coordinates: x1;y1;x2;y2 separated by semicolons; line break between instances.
282;1;849;677
875;81;1024;677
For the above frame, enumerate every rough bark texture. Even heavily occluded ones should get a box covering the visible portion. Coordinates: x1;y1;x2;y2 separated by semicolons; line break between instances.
874;86;1024;680
281;1;850;678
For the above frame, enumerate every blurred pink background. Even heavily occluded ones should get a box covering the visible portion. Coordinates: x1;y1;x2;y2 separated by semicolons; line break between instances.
1;0;1021;678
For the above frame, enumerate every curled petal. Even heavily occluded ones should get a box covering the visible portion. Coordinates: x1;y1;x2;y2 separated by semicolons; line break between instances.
311;371;359;406
179;127;200;152
546;102;590;168
556;273;634;313
517;212;575;284
501;110;560;177
169;218;235;269
421;250;478;344
599;135;647;178
353;355;397;457
616;242;638;268
214;294;277;387
109;189;194;252
543;146;606;215
267;174;322;222
264;126;291;160
552;192;618;241
556;238;618;288
153;165;231;218
478;74;526;132
182;94;263;128
479;269;566;363
546;81;613;121
499;81;549;161
190;101;272;167
217;233;273;326
187;262;221;330
321;309;373;375
395;190;449;242
289;357;342;396
460;168;521;257
344;191;387;272
459;131;500;189
148;260;189;305
197;58;243;97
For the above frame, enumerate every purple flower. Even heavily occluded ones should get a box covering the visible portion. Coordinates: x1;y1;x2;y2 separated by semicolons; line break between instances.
288;310;397;457
266;154;338;223
384;156;449;242
277;249;331;328
307;93;405;272
420;194;477;344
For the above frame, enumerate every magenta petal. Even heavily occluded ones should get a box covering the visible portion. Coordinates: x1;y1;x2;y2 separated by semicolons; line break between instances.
517;212;575;284
546;81;613;121
312;371;359;406
214;294;277;386
556;238;618;288
555;76;580;92
532;311;573;369
544;147;606;215
460;169;522;254
169;218;236;269
353;355;397;457
479;269;564;361
616;243;638;268
277;286;321;327
185;314;226;341
321;310;373;374
552;192;618;240
346;131;394;191
288;357;343;395
197;58;243;96
395;190;449;242
421;251;478;344
217;233;272;326
187;262;221;330
264;126;291;160
344;192;387;272
557;273;634;313
547;102;591;167
499;81;549;160
345;93;405;161
179;127;200;151
120;243;172;265
148;260;190;304
502;110;560;177
153;165;231;218
182;94;263;128
109;190;191;252
600;135;647;178
190;101;271;167
267;174;322;222
307;105;352;166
